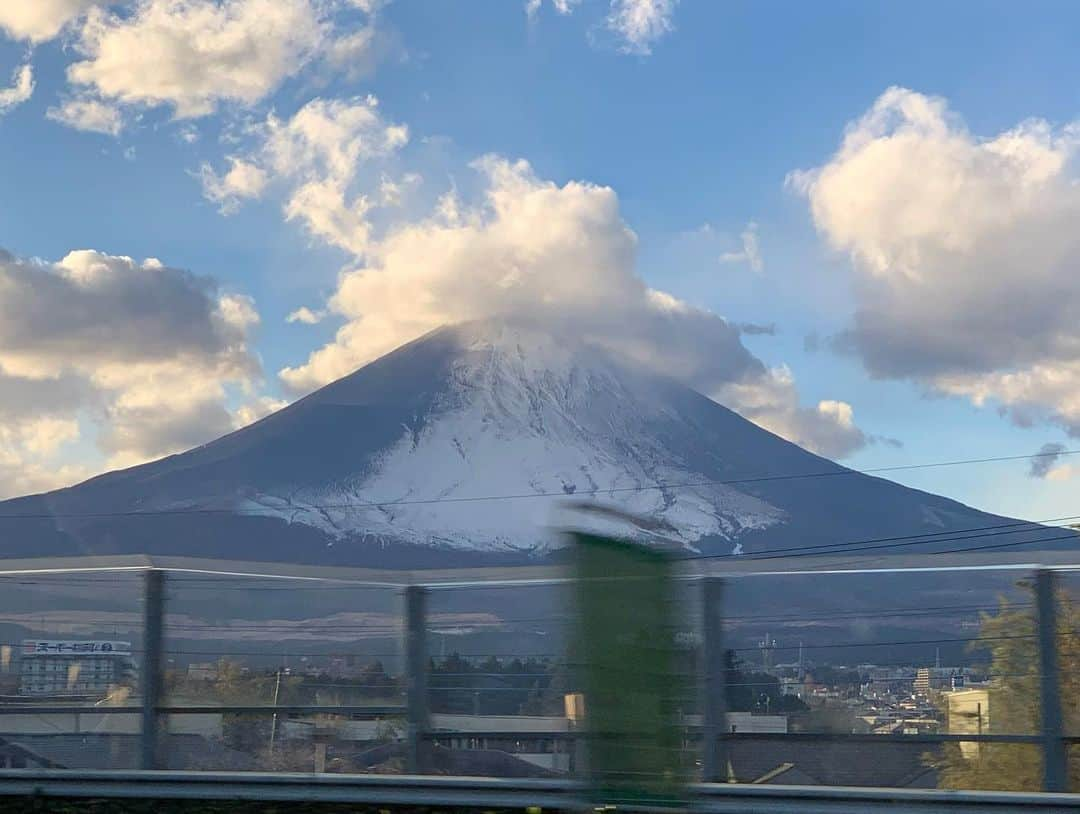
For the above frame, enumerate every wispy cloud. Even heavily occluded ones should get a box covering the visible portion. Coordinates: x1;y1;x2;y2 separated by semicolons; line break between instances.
1029;442;1070;479
606;0;678;55
47;94;123;135
0;63;33;116
719;221;763;272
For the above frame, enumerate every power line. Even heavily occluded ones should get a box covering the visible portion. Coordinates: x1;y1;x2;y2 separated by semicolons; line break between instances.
803;529;1080;570
0;448;1075;520
732;515;1080;561
727;632;1038;654
889;531;1080;559
72;513;1072;590
0;522;1075;594
721;524;1078;564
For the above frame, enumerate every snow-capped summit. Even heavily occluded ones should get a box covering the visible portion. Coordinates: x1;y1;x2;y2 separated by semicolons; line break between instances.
254;319;783;553
0;319;1039;566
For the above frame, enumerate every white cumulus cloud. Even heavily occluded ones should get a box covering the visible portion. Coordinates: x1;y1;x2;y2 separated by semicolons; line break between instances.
792;86;1080;437
0;247;266;494
0;0;107;43
64;0;329;119
198;95;409;254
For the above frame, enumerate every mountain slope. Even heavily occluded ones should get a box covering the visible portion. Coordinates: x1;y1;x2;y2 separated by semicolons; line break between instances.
0;320;1059;566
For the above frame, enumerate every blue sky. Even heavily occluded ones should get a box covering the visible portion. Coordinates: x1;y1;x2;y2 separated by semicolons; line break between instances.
0;0;1078;521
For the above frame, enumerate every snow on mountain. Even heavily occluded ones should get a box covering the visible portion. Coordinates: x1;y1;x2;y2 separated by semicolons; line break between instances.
0;318;1057;566
238;320;781;553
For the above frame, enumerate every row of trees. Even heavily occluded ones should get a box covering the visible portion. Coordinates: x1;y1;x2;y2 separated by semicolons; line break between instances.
429;654;568;715
427;649;812;716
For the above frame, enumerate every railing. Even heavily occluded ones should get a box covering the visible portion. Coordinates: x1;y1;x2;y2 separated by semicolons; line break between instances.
0;552;1078;800
1;771;1080;812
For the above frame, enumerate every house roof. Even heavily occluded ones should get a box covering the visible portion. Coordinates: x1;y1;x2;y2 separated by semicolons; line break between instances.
728;739;937;787
0;733;256;771
344;742;559;778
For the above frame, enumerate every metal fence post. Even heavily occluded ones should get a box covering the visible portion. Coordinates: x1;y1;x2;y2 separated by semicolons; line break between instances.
701;577;728;783
1035;568;1067;792
140;568;165;770
404;585;430;774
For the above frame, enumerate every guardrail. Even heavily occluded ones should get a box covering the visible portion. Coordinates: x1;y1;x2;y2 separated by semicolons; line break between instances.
1;771;1080;812
0;556;1077;797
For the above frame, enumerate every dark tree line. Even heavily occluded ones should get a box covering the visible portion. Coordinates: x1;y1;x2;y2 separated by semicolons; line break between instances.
429;654;568;715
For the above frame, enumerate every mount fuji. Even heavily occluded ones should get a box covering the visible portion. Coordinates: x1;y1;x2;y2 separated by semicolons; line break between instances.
0;320;1052;566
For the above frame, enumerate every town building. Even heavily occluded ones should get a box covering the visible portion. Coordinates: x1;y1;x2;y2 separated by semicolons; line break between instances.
914;667;931;695
18;640;134;698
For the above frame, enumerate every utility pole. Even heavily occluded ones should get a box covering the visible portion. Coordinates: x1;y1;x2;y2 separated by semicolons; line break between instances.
758;632;775;671
269;668;282;754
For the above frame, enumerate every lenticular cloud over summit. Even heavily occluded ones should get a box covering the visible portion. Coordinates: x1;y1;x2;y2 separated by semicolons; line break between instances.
280;155;867;459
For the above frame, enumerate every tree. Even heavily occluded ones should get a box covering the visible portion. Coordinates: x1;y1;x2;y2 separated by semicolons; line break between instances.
931;583;1080;791
723;650;808;714
807;665;863;693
